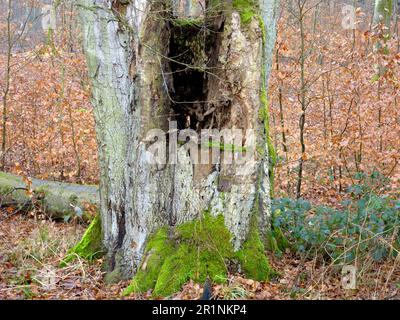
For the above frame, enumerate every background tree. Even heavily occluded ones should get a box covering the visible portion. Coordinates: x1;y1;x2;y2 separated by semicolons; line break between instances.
373;0;393;153
1;0;39;170
374;0;393;31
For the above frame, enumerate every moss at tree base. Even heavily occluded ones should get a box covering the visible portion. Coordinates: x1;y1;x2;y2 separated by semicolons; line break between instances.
60;214;103;267
236;226;274;281
123;213;273;298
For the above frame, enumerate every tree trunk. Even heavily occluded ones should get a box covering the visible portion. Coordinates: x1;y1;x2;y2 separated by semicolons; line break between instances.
78;0;279;296
0;171;98;220
374;0;393;28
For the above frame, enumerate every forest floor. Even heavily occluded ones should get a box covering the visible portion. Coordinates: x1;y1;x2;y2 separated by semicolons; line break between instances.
1;210;399;300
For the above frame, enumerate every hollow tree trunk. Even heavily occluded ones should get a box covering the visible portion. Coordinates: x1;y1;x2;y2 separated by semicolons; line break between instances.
78;0;279;295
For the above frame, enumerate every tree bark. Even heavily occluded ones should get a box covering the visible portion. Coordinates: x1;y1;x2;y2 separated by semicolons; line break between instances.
374;0;393;28
77;0;279;295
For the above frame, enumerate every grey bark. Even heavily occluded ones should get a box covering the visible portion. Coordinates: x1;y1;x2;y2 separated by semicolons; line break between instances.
78;0;279;280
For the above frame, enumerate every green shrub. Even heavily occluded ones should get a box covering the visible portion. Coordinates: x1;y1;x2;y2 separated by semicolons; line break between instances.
271;171;400;264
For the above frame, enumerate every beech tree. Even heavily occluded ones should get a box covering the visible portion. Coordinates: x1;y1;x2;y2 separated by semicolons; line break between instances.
75;0;279;296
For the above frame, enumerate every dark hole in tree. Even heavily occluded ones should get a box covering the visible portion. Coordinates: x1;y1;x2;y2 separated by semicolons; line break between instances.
166;13;231;181
167;11;226;132
168;22;207;131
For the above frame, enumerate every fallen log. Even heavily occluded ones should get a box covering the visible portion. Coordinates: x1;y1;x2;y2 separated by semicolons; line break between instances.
0;171;99;220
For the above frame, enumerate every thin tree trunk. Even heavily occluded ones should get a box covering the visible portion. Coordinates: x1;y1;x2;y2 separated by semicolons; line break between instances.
374;0;392;153
296;0;307;199
374;0;393;28
275;45;290;193
2;0;12;171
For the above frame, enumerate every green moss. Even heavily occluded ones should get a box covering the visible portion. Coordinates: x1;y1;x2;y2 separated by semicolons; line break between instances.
60;214;103;267
236;215;274;281
153;243;195;296
260;89;277;197
258;15;267;46
124;214;235;297
124;213;274;297
266;227;290;256
232;0;257;24
123;227;174;295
